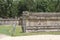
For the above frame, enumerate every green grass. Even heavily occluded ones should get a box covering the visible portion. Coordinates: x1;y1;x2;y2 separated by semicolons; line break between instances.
0;25;60;36
0;25;22;36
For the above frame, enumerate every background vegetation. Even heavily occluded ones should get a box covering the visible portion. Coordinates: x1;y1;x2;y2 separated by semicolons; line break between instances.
0;0;60;18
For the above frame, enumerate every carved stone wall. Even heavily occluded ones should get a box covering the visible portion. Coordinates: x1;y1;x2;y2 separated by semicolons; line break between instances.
22;11;60;32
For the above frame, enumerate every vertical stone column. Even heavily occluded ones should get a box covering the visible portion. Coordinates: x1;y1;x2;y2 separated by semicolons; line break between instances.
22;15;26;32
22;11;29;32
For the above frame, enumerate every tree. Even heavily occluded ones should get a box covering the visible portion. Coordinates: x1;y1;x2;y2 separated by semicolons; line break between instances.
11;1;19;18
46;0;60;12
0;0;60;18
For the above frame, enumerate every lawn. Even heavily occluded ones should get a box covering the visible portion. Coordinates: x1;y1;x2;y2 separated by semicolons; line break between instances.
0;25;60;36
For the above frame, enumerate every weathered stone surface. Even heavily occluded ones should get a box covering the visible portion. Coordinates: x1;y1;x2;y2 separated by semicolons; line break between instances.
22;11;60;32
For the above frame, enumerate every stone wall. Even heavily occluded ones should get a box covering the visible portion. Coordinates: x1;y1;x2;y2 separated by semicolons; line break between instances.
22;11;60;32
0;18;22;25
26;20;60;32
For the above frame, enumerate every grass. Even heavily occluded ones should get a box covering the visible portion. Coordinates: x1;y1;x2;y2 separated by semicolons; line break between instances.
0;25;22;36
0;25;60;36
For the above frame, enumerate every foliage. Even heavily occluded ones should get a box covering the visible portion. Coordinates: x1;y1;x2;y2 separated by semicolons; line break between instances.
0;0;60;18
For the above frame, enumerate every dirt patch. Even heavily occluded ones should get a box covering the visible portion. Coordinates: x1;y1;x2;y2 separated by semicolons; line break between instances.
0;34;10;39
0;35;60;40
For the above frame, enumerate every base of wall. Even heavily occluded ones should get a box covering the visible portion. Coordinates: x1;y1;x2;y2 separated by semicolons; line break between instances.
26;29;60;33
